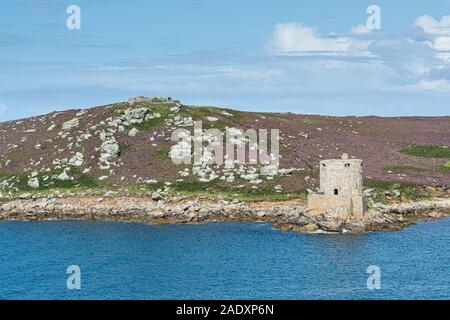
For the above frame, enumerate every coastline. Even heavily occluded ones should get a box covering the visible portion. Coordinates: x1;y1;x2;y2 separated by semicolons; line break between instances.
1;194;449;233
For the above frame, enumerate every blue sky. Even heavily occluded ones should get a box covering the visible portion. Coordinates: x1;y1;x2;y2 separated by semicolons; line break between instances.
1;0;450;120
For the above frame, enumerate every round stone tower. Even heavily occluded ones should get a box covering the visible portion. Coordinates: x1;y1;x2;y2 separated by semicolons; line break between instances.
319;153;363;197
307;153;365;218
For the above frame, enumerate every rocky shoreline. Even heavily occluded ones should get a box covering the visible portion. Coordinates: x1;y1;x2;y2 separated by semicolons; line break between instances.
0;194;449;233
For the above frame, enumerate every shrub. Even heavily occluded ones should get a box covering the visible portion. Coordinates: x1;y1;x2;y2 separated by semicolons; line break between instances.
443;161;450;171
400;145;450;158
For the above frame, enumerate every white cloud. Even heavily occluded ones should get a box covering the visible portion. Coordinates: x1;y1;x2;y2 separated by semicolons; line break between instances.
350;24;371;35
415;15;450;35
432;37;450;62
218;67;283;80
368;38;444;77
88;66;138;71
415;15;450;63
268;22;372;57
414;79;450;91
392;79;450;92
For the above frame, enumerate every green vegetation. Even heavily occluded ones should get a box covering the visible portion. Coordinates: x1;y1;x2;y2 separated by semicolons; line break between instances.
172;179;219;193
364;178;430;202
119;143;133;154
443;161;450;171
384;163;450;174
132;116;166;131
122;103;172;131
271;114;322;126
183;106;238;130
384;165;429;174
0;167;97;194
400;145;450;158
300;118;321;125
157;146;171;158
184;105;244;120
123;103;244;132
90;178;305;202
183;106;217;118
229;188;308;202
51;167;98;189
168;179;307;202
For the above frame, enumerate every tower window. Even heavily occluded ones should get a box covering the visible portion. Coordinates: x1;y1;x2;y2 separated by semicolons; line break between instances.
334;189;339;195
345;163;351;168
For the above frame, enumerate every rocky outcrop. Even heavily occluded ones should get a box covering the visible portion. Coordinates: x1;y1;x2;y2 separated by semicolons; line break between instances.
0;195;448;233
0;195;284;225
27;177;39;189
375;198;450;215
99;133;120;169
68;152;84;166
127;96;180;105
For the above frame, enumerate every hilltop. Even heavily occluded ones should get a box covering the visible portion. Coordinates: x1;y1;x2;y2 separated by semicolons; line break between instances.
0;96;449;202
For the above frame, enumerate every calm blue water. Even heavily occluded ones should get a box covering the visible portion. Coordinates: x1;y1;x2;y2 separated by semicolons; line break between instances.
0;218;449;300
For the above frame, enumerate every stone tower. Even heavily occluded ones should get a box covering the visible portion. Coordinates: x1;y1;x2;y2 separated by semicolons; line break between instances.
307;154;365;218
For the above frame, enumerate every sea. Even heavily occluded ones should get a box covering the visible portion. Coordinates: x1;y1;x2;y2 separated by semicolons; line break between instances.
0;218;449;299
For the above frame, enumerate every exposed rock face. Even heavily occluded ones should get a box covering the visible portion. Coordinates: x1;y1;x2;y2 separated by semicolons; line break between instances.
128;128;138;137
57;117;81;140
99;134;120;169
57;170;72;181
128;96;150;105
127;96;180;105
1;96;449;201
297;223;320;232
27;177;39;189
151;192;164;201
375;198;450;214
343;220;366;233
316;220;343;232
0;196;447;234
0;96;448;233
123;107;150;124
61;118;79;131
68;152;84;166
428;211;443;218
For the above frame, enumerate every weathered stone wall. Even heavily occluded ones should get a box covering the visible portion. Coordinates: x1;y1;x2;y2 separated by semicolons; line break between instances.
307;193;364;218
307;154;365;218
319;158;363;196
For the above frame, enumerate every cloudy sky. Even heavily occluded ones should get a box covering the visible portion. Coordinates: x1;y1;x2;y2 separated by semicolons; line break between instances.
1;0;450;120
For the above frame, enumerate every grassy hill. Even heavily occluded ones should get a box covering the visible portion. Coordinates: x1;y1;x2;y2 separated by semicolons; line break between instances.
0;97;449;201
